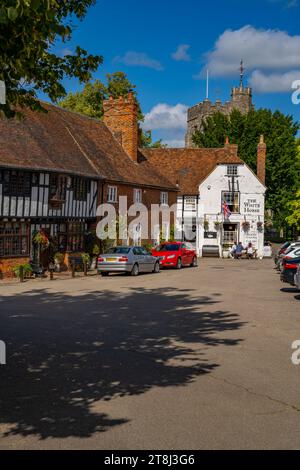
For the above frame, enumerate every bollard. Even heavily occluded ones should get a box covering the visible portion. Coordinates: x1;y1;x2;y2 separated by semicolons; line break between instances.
84;261;87;277
19;265;24;283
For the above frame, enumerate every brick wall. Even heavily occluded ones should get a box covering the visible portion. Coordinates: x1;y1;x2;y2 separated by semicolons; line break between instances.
0;257;30;279
103;93;138;162
100;182;177;244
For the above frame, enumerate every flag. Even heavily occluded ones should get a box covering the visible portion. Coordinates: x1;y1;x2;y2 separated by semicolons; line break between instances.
223;200;232;219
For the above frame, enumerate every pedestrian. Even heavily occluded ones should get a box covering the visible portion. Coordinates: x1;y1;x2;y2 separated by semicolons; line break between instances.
234;242;244;259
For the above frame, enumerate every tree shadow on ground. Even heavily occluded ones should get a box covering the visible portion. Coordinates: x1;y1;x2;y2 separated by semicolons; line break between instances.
0;287;244;439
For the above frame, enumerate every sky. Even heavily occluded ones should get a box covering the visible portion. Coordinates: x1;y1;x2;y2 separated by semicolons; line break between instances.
52;0;300;146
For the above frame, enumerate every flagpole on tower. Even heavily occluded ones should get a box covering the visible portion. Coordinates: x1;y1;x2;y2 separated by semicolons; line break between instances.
206;69;209;100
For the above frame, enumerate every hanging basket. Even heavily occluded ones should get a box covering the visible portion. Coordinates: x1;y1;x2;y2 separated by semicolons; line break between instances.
257;221;264;232
242;221;250;232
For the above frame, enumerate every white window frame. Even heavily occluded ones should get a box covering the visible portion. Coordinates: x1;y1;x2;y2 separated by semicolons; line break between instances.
133;188;142;204
107;186;118;203
160;191;168;205
227;165;238;176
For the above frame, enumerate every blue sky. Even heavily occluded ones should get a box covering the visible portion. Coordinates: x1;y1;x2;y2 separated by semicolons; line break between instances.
52;0;300;146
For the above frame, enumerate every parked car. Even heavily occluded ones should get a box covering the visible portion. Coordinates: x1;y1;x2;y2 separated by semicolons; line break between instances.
152;242;198;269
275;241;293;265
98;246;160;277
294;264;300;290
280;257;300;286
276;242;300;271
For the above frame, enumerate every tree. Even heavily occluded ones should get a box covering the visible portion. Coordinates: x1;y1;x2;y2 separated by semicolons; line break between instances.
286;190;300;230
0;0;102;118
193;109;300;229
60;72;166;148
140;130;167;148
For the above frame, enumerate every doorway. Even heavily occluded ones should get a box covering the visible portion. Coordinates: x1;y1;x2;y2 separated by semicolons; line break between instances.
223;223;238;245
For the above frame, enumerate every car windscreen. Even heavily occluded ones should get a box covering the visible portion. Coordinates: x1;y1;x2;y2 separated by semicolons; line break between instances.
106;247;131;254
155;244;180;252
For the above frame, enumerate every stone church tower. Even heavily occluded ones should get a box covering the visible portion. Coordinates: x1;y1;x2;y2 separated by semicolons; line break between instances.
185;63;254;147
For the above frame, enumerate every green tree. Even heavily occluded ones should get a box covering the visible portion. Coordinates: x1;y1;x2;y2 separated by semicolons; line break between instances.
286;190;300;230
0;0;102;118
192;109;300;230
60;72;165;148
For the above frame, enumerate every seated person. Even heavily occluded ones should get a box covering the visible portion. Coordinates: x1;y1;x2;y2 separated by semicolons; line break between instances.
234;242;244;259
230;242;237;258
247;243;255;259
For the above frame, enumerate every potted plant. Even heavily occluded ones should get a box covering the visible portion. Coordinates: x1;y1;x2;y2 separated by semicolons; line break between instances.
242;221;250;232
13;263;33;282
214;221;222;231
204;220;209;231
54;252;65;272
222;244;231;259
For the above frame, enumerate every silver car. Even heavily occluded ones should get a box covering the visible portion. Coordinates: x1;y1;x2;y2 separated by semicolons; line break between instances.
97;246;160;277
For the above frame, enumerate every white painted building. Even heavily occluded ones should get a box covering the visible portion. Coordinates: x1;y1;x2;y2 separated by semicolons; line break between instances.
143;136;267;258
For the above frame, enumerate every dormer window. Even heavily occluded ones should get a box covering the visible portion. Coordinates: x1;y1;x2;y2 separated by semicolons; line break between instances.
227;165;238;176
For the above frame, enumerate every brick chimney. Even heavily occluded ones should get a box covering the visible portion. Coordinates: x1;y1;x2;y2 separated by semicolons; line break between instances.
224;137;238;157
103;93;138;162
257;135;266;185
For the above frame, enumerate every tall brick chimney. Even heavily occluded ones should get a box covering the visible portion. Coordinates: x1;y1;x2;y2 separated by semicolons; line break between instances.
257;135;266;185
103;93;138;162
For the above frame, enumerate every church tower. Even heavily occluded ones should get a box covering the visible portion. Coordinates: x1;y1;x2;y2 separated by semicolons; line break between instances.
185;61;254;148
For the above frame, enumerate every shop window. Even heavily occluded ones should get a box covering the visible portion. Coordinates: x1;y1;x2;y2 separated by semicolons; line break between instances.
0;222;29;257
67;222;85;252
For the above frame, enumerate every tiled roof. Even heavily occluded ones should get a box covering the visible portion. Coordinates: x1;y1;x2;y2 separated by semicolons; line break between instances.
0;103;177;190
139;147;243;195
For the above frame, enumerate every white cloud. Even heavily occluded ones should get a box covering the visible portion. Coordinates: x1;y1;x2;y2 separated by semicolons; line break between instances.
142;103;188;130
249;70;300;93
61;48;74;57
204;25;300;77
163;139;186;148
172;44;191;62
142;103;188;149
268;0;298;8
113;51;163;71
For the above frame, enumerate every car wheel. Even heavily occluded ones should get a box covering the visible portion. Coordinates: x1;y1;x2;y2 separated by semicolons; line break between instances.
191;256;198;268
101;272;109;277
176;258;182;270
131;264;139;276
153;262;160;274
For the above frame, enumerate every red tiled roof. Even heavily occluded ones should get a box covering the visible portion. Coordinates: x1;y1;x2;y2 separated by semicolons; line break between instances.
139;147;243;195
0;103;177;190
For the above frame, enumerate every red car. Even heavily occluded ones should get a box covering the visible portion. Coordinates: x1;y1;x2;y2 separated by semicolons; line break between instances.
152;242;198;269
